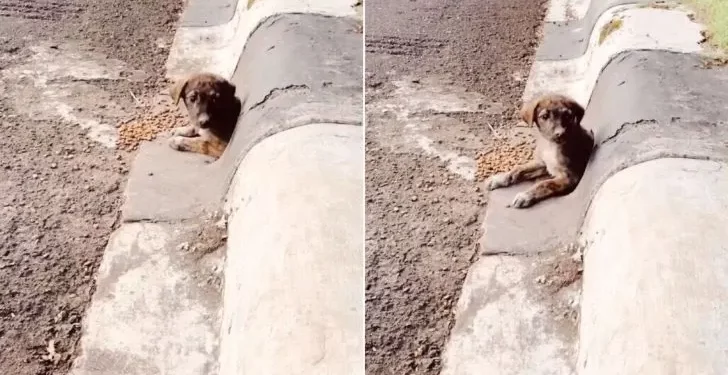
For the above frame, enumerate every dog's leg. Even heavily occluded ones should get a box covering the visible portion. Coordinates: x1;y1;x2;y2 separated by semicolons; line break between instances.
509;175;577;208
485;160;548;191
169;135;226;159
172;125;199;137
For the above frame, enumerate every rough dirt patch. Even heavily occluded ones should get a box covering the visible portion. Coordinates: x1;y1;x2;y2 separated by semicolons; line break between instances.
365;0;547;373
0;0;183;373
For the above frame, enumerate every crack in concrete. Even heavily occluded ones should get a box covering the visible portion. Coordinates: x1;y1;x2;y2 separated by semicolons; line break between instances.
246;84;310;113
599;118;657;145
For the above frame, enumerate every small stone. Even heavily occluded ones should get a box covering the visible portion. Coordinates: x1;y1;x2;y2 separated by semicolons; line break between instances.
50;163;57;169
410;195;418;202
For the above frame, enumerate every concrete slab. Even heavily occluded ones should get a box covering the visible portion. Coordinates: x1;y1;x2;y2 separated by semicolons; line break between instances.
442;251;580;375
71;222;223;375
181;0;238;27
121;138;225;223
525;5;704;105
165;0;360;80
537;0;650;61
219;124;363;375
481;50;728;255
578;158;728;374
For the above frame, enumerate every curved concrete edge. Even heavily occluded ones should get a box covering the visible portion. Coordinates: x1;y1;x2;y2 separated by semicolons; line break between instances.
481;49;728;255
538;0;648;60
165;0;360;80
577;158;728;374
525;4;704;105
219;123;363;375
217;13;363;184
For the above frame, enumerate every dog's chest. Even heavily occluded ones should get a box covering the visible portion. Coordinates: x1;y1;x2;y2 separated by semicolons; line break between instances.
537;138;567;176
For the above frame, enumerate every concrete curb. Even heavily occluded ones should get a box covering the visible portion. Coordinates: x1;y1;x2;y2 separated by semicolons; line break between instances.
220;124;363;375
72;2;362;374
526;3;703;106
578;158;728;373
442;1;725;373
165;0;360;80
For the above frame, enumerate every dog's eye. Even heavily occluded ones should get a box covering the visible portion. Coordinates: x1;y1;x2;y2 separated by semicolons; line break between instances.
539;112;549;120
188;93;197;102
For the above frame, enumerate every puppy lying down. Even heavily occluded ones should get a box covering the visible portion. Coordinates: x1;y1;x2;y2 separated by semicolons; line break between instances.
169;73;242;159
485;93;595;209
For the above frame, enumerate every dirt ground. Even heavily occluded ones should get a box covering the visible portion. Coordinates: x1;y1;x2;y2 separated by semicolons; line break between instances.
364;0;547;373
0;0;183;373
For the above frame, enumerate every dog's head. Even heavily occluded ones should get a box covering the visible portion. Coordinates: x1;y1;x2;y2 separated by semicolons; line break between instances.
520;94;585;144
170;73;239;129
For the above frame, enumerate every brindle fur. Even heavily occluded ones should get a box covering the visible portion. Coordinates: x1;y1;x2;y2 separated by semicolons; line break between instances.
169;73;242;159
485;93;595;208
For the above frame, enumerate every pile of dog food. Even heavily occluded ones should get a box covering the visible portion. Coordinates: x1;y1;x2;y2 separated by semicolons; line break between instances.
475;138;534;181
116;108;187;151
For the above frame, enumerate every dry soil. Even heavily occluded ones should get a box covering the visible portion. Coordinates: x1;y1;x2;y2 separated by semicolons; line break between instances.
0;0;183;373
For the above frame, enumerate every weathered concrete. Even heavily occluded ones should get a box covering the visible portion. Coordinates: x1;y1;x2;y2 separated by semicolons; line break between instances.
544;0;591;23
165;0;360;80
578;158;728;374
220;13;363;180
71;222;223;375
482;50;728;256
181;0;239;27
525;4;704;105
441;252;580;375
121;139;224;223
537;0;651;60
219;123;364;375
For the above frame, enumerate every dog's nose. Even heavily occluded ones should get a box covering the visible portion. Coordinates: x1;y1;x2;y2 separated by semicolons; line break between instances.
198;114;210;128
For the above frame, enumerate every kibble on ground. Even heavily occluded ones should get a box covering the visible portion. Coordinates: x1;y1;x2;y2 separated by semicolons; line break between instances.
117;107;188;151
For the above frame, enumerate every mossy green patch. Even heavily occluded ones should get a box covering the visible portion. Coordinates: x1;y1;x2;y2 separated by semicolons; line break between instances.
598;18;624;45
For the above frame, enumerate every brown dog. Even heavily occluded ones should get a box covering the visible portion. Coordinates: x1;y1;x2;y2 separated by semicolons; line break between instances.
485;94;595;208
169;73;242;159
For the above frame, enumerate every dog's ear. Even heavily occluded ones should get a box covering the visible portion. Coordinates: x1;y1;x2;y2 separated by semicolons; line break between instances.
219;79;237;98
170;78;190;106
564;98;585;126
519;97;541;126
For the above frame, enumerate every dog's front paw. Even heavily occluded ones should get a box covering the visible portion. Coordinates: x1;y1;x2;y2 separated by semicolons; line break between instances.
172;125;198;137
509;191;535;209
485;172;511;191
169;136;187;151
